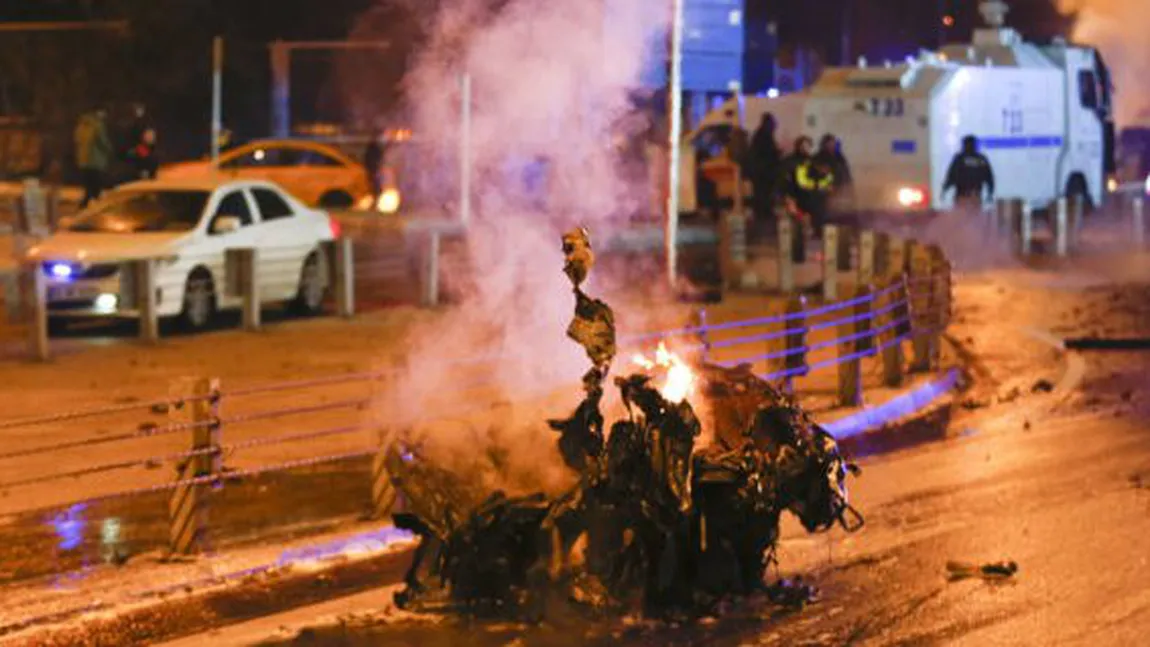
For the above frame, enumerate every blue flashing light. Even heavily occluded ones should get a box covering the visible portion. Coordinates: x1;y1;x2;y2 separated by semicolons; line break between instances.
50;263;74;279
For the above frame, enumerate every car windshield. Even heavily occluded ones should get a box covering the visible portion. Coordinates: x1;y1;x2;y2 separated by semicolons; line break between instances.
67;190;210;233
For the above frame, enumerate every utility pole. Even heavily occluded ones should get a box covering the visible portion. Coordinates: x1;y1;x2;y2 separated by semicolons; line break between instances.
666;0;685;290
840;0;853;65
211;37;223;169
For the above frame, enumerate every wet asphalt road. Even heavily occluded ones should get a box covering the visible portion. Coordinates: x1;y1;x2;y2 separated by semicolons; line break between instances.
145;268;1150;647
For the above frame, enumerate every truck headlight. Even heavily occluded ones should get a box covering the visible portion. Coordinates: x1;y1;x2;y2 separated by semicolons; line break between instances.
897;186;927;208
377;188;401;214
94;293;118;313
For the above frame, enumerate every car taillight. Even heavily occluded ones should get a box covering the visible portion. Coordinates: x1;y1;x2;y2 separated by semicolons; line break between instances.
897;186;928;208
329;217;342;239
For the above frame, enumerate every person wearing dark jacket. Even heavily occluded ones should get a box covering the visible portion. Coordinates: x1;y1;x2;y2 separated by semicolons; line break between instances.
364;129;387;202
782;136;834;262
126;128;158;180
815;134;852;190
749;113;782;222
943;135;995;207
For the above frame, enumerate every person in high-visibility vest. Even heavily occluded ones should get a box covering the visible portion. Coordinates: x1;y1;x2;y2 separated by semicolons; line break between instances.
786;136;835;240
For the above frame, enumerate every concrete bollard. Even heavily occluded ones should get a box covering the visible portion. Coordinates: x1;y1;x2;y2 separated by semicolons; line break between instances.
823;225;839;302
332;237;355;317
1132;196;1145;248
168;377;221;556
776;215;795;292
420;231;441;307
874;231;890;277
857;230;876;286
837;284;869;408
882;276;908;388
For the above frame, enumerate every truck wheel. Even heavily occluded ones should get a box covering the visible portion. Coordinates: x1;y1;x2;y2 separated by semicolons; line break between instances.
1066;174;1093;214
180;268;217;330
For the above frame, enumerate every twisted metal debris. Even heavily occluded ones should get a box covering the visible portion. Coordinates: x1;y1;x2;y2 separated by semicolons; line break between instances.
387;227;863;617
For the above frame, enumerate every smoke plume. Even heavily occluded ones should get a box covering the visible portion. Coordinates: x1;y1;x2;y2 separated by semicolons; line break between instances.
1056;0;1150;126
365;0;670;490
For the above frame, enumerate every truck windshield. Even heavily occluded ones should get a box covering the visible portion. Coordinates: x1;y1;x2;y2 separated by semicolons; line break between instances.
67;190;210;233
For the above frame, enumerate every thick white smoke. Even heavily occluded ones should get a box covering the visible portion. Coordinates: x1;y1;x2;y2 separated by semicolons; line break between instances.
364;0;671;489
1056;0;1150;126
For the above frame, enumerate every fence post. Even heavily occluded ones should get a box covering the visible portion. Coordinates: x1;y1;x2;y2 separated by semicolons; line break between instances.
333;237;355;317
420;231;441;307
874;231;890;278
225;248;260;331
995;198;1015;237
776;215;795;292
26;263;49;362
823;225;839;302
837;284;869;407
1054;198;1070;257
697;308;711;362
928;245;953;329
857;229;876;286
131;259;160;343
837;226;854;272
1131;195;1145;249
168;377;221;556
371;431;399;520
909;243;937;372
887;236;909;283
777;294;807;394
882;276;908;387
2;271;20;325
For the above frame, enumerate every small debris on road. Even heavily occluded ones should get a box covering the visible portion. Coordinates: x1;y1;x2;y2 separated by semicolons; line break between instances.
946;560;1018;582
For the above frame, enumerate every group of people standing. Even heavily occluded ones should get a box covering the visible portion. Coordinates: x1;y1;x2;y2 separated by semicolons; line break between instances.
746;113;852;242
73;104;158;207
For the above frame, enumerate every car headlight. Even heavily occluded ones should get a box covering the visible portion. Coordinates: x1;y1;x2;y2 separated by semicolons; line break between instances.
377;188;402;214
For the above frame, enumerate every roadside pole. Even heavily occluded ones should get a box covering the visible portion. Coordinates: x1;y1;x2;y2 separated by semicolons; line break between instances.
211;36;224;169
459;73;473;227
665;0;685;290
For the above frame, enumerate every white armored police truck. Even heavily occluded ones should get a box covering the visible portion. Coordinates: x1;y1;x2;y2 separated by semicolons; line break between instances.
681;0;1116;215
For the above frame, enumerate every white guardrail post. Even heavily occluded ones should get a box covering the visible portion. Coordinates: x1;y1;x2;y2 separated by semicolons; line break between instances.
168;377;221;556
124;259;160;343
1131;195;1145;249
225;248;260;331
837;283;868;407
1054;197;1070;257
420;231;441;308
882;275;908;387
1019;202;1033;256
822;224;839;302
333;237;356;318
776;214;795;292
27;262;49;362
909;241;936;373
857;229;876;286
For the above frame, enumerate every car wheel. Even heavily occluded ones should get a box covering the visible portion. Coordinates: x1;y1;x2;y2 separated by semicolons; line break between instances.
180;269;216;330
319;190;354;209
294;251;328;315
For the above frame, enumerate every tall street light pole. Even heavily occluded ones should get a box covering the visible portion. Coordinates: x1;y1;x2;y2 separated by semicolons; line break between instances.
211;36;224;169
666;0;685;290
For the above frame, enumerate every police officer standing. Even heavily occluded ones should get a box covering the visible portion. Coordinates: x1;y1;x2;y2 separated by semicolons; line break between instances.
943;135;995;208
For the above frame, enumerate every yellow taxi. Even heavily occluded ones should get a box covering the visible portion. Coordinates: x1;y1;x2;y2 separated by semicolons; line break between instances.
159;139;400;213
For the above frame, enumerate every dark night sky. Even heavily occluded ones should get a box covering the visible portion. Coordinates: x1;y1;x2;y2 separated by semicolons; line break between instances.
0;0;1074;161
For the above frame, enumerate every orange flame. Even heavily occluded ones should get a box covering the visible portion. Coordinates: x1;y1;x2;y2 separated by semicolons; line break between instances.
631;341;696;403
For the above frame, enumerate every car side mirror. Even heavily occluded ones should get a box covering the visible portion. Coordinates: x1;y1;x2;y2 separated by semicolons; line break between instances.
211;215;242;234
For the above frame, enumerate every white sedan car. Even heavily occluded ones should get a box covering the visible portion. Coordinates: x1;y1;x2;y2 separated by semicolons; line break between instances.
26;177;338;329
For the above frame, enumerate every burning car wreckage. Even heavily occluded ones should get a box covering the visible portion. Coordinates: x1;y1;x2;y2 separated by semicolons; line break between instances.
384;228;864;618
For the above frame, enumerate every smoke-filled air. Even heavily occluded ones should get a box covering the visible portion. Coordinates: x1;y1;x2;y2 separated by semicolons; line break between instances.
365;0;671;493
1056;0;1150;126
